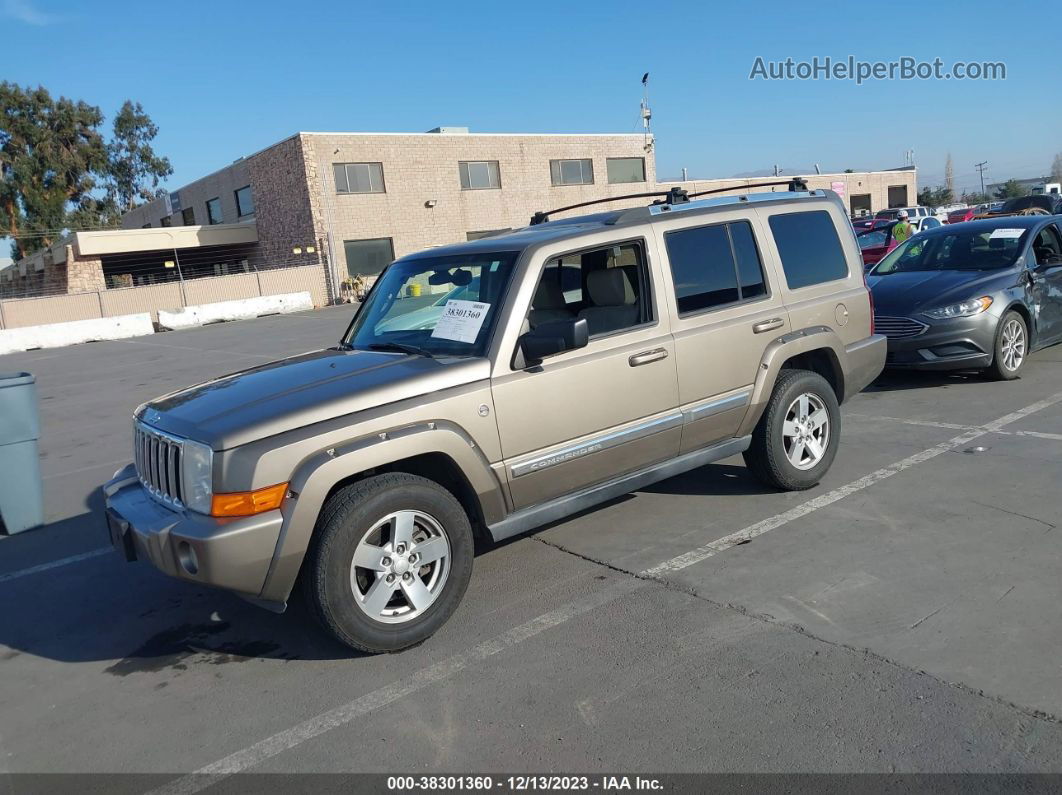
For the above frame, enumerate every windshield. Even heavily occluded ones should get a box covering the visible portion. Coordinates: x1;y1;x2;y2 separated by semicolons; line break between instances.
343;252;519;357
857;229;891;250
872;227;1028;274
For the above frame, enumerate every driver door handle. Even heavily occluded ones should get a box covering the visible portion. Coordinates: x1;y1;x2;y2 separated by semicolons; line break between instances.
629;348;668;367
752;318;785;334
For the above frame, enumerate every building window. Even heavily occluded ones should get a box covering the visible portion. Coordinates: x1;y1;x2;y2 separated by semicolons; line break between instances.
182;207;196;225
466;229;511;241
334;162;385;194
606;157;646;184
160;216;172;228
206;197;223;225
459;161;501;190
344;237;394;277
768;211;849;289
550;158;594;186
235;185;255;218
664;221;767;315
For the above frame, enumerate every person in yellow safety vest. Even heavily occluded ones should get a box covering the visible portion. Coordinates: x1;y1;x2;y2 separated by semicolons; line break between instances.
892;210;913;244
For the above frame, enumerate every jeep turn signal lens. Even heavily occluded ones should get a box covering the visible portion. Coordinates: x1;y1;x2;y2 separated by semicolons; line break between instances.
210;482;289;517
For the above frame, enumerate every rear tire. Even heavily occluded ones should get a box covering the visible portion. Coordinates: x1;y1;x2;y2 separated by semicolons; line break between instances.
302;473;474;653
743;369;840;491
985;310;1027;381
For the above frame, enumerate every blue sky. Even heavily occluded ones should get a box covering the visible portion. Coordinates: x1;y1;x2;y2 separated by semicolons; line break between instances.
2;0;1059;196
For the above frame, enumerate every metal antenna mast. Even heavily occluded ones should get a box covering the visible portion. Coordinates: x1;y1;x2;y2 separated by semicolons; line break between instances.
640;72;653;153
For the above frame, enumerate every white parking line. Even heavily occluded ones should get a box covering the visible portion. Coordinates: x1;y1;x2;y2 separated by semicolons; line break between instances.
145;580;640;795
0;548;111;584
848;412;1062;442
145;389;1062;793
645;389;1062;576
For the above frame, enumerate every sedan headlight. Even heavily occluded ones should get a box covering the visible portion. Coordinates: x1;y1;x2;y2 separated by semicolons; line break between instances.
181;439;213;514
923;296;993;320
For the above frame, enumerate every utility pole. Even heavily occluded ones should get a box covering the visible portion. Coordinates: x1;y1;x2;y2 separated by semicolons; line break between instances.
975;161;988;196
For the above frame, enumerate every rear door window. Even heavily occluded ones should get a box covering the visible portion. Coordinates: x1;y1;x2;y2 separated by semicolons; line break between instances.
768;210;849;289
664;220;768;315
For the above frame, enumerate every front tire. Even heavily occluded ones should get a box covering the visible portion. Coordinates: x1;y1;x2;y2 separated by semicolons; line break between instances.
985;310;1027;381
743;369;840;491
303;473;474;653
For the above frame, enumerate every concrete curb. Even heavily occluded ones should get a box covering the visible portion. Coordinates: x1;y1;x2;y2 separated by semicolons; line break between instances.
157;292;314;331
0;313;154;355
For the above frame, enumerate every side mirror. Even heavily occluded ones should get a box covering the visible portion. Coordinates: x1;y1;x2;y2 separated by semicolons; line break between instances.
519;318;589;365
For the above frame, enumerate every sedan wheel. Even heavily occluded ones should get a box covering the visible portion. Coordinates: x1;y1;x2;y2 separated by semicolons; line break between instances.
986;310;1028;381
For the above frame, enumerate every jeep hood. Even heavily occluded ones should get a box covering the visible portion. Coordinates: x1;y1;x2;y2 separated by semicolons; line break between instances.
139;348;490;450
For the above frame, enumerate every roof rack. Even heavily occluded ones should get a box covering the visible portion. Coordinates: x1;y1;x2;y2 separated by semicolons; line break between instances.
528;178;810;226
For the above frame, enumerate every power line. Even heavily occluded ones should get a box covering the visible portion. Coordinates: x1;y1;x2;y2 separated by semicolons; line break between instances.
975;161;989;195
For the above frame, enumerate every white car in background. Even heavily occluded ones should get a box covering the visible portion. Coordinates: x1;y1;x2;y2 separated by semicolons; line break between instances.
876;206;941;233
934;203;966;221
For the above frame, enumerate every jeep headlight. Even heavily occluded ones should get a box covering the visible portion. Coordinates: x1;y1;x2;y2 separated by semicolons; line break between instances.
181;439;213;514
923;296;993;320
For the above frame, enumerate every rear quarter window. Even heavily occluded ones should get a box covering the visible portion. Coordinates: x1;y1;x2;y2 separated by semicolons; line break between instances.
768;210;850;289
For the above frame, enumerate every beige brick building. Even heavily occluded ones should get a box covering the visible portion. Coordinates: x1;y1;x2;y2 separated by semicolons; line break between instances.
5;127;916;302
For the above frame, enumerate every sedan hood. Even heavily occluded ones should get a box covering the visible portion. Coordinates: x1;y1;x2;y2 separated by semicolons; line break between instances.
867;268;1015;315
138;348;489;450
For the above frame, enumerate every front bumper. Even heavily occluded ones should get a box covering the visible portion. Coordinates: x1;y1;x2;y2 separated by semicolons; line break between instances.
104;464;283;597
882;313;997;371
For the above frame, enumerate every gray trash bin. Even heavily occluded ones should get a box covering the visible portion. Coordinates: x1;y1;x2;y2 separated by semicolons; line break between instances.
0;372;44;534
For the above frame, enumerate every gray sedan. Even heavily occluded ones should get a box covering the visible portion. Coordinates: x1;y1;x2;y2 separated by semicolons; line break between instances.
867;216;1062;379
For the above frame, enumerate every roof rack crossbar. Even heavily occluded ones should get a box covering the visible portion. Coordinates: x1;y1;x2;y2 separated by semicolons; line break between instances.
686;177;809;200
528;178;813;227
529;188;688;226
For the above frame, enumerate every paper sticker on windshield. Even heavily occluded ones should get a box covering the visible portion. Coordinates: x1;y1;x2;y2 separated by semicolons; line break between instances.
989;228;1025;240
431;300;490;344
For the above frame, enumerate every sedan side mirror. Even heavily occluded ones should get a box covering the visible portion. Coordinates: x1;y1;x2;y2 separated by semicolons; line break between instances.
519;318;589;365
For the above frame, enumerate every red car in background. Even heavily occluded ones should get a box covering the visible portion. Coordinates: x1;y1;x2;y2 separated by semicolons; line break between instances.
856;221;900;268
947;206;976;224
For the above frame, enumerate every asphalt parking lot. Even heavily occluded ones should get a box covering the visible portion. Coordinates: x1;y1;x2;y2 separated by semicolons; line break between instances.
2;305;1062;780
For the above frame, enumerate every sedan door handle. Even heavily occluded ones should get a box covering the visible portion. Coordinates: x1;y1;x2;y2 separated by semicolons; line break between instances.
752;318;785;334
629;348;668;367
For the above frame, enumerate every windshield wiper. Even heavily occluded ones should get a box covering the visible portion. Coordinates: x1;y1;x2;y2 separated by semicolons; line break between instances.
365;342;435;358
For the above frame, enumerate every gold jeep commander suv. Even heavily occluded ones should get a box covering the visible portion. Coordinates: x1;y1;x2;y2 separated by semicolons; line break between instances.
104;181;885;652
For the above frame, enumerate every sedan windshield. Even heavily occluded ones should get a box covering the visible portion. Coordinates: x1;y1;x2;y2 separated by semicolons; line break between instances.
872;227;1028;274
343;251;519;357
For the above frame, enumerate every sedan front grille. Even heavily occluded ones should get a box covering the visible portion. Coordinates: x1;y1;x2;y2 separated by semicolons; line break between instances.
134;421;184;507
874;315;928;339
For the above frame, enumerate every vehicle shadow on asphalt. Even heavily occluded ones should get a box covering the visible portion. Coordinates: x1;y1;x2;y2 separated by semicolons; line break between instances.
639;463;775;497
0;489;363;669
863;370;984;393
1;459;775;667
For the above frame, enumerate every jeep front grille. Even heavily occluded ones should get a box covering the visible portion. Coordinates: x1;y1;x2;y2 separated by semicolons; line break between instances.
134;422;184;506
874;315;928;339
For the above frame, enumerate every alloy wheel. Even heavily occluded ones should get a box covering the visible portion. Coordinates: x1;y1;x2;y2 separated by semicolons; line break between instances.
782;392;830;471
1000;318;1026;372
349;510;451;624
